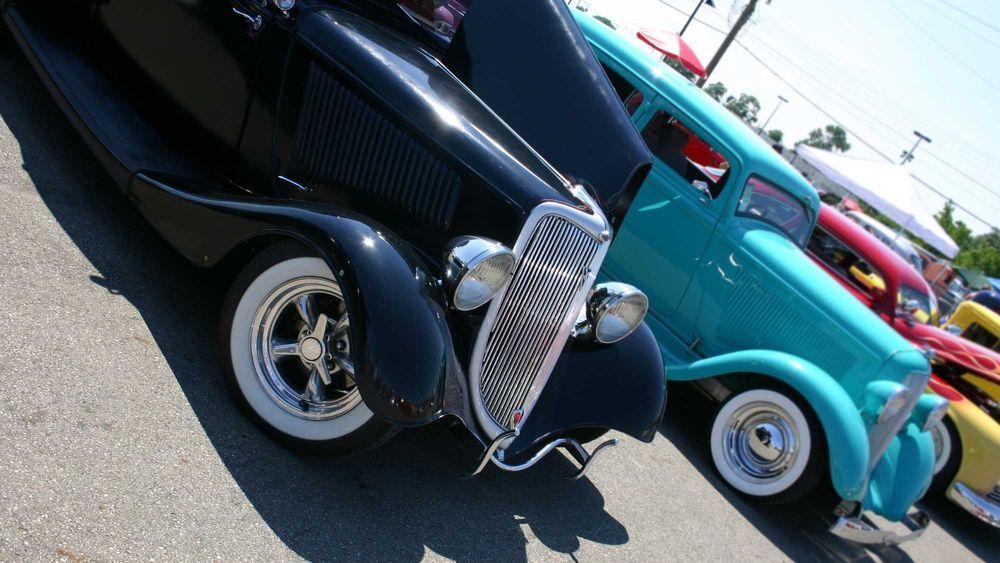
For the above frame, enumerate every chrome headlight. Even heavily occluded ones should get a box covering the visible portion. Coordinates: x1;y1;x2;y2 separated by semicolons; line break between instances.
878;387;909;424
586;282;649;344
922;400;949;432
443;236;515;311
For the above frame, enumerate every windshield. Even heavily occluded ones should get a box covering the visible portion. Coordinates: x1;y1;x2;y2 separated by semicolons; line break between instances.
899;284;935;324
397;1;471;41
736;177;813;246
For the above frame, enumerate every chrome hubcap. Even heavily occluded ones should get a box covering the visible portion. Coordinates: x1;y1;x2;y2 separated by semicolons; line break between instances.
250;277;360;420
723;402;799;483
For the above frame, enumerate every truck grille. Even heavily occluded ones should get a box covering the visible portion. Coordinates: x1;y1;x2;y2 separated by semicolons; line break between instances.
478;214;601;429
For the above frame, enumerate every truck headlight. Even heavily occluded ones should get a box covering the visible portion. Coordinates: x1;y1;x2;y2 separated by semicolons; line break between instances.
443;236;515;311
879;388;909;424
587;282;649;344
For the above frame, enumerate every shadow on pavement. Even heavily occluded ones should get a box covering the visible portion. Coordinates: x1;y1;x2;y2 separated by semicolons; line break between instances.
661;383;1000;562
0;35;627;562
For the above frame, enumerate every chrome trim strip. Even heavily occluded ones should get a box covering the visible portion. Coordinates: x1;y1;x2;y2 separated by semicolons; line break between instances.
469;201;611;440
466;435;619;479
947;482;1000;528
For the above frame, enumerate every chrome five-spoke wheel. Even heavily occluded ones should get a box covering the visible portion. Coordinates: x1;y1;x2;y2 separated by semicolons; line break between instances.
251;277;360;420
710;387;823;503
221;242;395;454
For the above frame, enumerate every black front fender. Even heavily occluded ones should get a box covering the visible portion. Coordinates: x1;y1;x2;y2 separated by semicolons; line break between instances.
503;322;667;462
130;173;456;427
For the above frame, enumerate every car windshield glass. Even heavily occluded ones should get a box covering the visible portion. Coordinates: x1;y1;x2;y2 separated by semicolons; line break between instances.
737;177;813;246
397;1;471;40
899;284;934;324
807;225;884;297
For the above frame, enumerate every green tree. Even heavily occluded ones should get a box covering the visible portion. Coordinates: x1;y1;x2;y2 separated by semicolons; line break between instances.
723;93;761;123
796;124;852;153
593;15;616;29
936;201;1000;277
767;129;784;144
704;82;727;102
664;57;696;81
936;201;974;249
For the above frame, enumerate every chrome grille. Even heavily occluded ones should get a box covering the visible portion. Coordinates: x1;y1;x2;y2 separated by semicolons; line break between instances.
479;214;601;429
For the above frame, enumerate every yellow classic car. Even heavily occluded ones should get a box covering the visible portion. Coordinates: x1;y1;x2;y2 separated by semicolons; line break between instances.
928;300;1000;527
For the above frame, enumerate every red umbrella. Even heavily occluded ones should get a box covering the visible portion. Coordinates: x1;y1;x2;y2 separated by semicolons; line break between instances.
636;29;707;78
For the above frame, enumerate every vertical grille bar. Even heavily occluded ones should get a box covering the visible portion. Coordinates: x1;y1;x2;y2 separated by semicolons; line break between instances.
478;215;601;429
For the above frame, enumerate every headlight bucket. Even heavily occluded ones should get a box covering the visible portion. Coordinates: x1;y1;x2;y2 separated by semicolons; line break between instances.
578;282;649;344
862;381;909;424
443;236;515;311
910;393;950;432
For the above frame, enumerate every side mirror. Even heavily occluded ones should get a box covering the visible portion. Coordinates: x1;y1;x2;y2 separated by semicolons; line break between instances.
944;324;963;336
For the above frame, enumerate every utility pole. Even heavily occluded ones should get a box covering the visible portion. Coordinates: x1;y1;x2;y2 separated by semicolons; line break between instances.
679;0;715;36
757;95;788;134
697;0;760;87
900;130;932;164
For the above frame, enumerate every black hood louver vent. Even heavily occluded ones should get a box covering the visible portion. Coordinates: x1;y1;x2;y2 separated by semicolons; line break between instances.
290;64;462;229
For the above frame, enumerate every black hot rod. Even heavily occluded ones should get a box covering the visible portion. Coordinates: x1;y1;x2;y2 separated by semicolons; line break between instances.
1;0;664;476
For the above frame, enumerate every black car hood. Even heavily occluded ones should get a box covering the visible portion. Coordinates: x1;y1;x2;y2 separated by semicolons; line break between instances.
444;0;651;227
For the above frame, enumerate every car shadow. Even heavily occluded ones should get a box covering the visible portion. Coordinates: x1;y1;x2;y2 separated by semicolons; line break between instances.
0;35;628;561
661;383;999;562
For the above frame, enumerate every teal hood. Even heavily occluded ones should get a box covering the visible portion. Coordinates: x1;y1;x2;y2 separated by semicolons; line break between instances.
696;227;928;400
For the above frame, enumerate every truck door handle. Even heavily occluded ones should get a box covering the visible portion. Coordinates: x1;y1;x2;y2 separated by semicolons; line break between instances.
232;7;263;31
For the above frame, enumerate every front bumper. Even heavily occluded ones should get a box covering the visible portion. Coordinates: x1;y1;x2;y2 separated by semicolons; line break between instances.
947;482;1000;528
830;510;930;545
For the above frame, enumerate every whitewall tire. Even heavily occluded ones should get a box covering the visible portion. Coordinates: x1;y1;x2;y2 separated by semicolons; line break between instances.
710;387;825;503
220;242;396;454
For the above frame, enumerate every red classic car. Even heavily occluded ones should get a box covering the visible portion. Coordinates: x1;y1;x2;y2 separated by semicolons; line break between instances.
808;204;1000;526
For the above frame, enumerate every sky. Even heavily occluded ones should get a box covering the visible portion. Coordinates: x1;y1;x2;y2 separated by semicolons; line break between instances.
572;0;1000;235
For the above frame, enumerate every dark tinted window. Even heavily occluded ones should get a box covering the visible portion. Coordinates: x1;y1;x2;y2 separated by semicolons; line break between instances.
600;63;644;115
641;110;730;199
965;323;1000;351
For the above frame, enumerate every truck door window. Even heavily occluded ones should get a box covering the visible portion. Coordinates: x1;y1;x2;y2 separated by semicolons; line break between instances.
640;110;730;200
600;63;644;115
964;323;1000;351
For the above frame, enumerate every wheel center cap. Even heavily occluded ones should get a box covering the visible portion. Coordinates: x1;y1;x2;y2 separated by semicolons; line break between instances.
300;337;324;362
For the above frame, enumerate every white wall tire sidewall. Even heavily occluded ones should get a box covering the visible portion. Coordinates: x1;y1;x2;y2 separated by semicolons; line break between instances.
710;389;812;497
230;256;374;442
930;418;952;475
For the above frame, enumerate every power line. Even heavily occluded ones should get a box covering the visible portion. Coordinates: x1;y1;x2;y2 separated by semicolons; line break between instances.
886;0;1000;94
736;31;1000;207
652;0;728;34
915;0;1000;49
931;0;1000;34
735;40;996;229
746;17;1000;171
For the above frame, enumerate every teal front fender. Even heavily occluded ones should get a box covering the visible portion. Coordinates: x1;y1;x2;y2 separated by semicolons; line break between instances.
863;422;935;522
667;349;869;500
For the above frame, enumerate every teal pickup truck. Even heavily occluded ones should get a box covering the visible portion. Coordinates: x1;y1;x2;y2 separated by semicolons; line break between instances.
576;12;948;544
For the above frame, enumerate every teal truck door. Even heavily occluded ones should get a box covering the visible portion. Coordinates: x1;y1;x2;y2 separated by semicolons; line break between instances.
604;100;733;328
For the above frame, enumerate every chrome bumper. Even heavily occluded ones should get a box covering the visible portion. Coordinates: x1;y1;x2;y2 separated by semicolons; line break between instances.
829;510;930;545
464;430;619;480
947;482;1000;528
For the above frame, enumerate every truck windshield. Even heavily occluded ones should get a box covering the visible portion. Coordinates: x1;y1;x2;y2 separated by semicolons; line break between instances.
899;284;935;324
736;177;813;246
397;1;472;41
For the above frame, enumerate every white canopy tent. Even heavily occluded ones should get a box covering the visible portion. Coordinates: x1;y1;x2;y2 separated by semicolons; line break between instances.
794;145;959;259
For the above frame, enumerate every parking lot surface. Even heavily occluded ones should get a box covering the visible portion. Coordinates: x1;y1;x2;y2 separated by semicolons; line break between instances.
0;37;996;562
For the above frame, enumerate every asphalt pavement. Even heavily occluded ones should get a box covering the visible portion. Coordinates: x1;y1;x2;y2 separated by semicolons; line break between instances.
0;35;997;562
